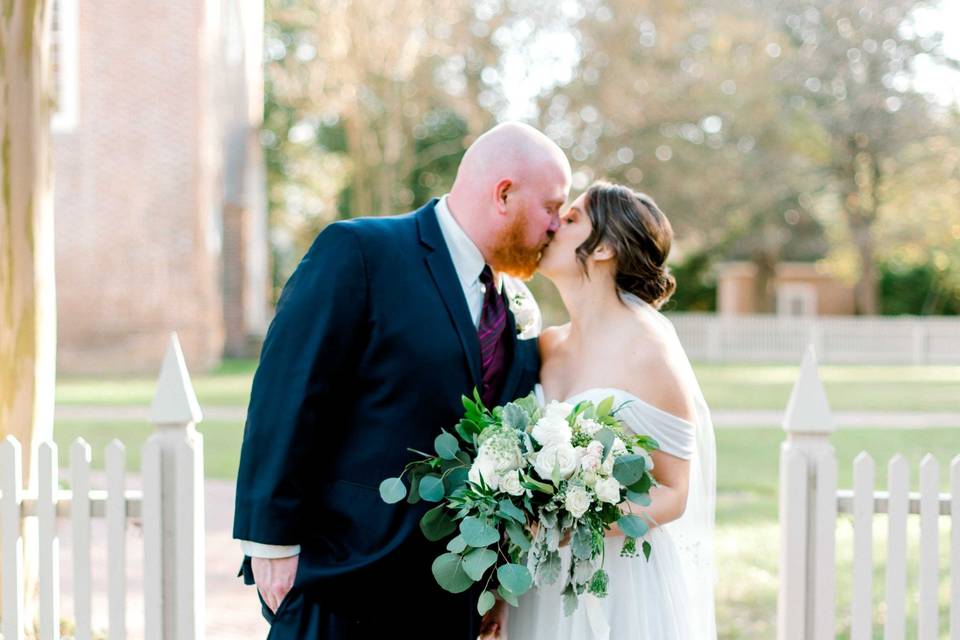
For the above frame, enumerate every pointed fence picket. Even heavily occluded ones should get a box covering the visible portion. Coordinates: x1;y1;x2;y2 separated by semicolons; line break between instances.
0;333;205;640
778;345;958;640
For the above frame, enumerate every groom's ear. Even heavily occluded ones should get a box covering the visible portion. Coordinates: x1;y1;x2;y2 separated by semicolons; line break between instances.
495;179;512;215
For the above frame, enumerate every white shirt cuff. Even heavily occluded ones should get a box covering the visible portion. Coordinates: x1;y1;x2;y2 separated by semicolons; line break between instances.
239;540;301;559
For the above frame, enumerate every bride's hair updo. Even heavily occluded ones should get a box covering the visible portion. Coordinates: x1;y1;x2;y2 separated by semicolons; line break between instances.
576;181;676;309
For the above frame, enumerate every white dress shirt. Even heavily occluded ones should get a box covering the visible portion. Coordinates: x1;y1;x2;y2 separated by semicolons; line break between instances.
238;195;496;559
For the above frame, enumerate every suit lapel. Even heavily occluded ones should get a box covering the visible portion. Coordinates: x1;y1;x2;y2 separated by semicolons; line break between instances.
418;200;482;388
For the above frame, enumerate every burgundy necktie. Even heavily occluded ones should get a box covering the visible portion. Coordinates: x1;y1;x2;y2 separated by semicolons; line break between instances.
477;265;508;408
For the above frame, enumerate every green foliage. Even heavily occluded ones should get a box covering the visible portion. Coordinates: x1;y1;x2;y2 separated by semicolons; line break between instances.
879;259;960;315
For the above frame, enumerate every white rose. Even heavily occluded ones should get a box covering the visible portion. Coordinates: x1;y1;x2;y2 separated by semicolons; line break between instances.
534;443;580;481
579;441;604;472
565;484;592;519
531;415;572;448
577;417;604;437
595;476;622;504
499;469;525;496
468;456;500;490
543;401;573;423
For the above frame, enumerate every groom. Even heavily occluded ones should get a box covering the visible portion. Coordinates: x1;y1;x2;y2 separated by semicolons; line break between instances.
233;122;572;638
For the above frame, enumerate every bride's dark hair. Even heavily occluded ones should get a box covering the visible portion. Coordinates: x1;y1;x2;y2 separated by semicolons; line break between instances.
576;180;676;309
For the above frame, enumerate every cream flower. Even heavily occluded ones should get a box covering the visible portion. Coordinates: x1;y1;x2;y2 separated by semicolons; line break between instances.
534;443;580;481
565;484;592;518
595;476;622;504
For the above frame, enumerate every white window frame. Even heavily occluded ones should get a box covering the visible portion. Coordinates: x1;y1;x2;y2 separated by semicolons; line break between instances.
50;0;79;133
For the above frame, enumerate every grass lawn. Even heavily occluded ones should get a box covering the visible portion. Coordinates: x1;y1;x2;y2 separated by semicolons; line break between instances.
50;360;959;638
55;358;259;407
52;414;960;639
695;364;960;412
53;420;246;482
55;361;960;412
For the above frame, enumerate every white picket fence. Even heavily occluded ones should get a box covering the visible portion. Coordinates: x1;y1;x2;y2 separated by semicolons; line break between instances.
777;346;960;639
667;313;960;364
0;334;205;640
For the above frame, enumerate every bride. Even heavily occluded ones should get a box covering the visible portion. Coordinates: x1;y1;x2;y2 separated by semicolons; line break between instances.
481;181;717;639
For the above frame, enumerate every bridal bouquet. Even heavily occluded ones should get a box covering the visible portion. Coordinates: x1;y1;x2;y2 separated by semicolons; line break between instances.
379;390;660;617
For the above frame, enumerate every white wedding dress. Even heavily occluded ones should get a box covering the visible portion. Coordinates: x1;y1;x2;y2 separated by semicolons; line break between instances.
508;295;717;640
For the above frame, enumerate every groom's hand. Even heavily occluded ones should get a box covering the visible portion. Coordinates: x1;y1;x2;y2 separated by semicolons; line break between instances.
252;554;299;614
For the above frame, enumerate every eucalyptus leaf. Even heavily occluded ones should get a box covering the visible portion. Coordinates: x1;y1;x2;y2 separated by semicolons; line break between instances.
460;516;500;547
497;499;526;525
419;474;445;502
432;553;475;593
421;505;457;541
446;468;470;492
446;535;467;553
378;477;406;504
497;564;533;596
477;591;496;616
407;474;421;505
612;454;647;487
618;514;649;538
595;428;615;460
626;490;651;506
463;547;498;581
504;520;531;552
435;431;460;460
497;585;519;607
627;474;652;494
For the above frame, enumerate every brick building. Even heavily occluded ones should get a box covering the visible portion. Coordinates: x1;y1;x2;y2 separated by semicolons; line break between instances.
716;261;856;316
51;0;268;373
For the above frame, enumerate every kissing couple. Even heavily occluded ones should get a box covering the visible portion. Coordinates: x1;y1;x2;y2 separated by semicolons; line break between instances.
233;122;716;640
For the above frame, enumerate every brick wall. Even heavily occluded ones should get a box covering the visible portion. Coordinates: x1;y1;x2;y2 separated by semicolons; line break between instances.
53;0;226;374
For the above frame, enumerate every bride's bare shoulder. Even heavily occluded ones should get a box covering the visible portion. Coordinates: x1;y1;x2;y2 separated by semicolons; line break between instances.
538;323;570;363
623;327;696;424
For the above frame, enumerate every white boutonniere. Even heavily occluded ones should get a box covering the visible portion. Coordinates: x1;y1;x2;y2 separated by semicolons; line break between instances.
503;276;541;339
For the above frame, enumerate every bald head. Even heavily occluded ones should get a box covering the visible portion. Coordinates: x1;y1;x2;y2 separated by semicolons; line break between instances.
446;122;572;278
453;122;570;197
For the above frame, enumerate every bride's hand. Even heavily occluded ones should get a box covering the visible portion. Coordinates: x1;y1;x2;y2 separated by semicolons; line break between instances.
478;597;509;639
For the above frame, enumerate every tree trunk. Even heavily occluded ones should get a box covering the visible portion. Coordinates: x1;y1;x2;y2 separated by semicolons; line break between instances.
844;146;881;316
851;221;879;315
751;249;777;314
0;0;56;618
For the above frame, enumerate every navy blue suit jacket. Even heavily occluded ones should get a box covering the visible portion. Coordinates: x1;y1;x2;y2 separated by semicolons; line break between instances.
233;199;540;635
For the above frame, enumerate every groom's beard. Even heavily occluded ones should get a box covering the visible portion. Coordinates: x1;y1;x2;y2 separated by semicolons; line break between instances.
488;211;547;281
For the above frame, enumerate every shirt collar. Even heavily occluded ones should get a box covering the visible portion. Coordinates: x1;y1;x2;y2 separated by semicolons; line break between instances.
435;195;502;293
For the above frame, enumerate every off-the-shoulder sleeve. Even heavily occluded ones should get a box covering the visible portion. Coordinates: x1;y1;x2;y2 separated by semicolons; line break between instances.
616;400;696;460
